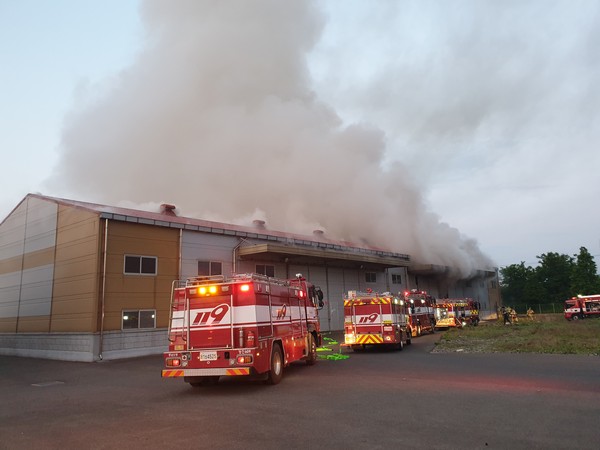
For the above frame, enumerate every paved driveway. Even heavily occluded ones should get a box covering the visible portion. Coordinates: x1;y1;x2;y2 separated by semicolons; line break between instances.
1;332;598;449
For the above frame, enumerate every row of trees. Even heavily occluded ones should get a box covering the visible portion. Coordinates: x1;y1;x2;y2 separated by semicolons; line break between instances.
500;247;600;307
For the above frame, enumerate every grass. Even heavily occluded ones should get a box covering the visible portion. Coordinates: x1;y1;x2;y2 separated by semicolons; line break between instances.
434;315;600;355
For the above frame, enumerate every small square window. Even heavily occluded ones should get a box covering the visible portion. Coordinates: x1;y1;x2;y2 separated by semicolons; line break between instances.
365;272;376;283
141;257;156;274
256;264;275;277
124;256;140;274
391;274;402;284
122;310;156;330
124;255;157;275
122;310;139;329
211;261;223;276
198;261;210;276
140;310;156;328
198;261;222;276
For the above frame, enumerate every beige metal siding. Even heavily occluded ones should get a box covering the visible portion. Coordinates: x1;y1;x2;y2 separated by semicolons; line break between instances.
51;206;101;332
102;221;179;331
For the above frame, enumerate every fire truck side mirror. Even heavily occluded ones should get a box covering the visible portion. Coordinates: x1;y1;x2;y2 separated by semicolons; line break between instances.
316;288;324;308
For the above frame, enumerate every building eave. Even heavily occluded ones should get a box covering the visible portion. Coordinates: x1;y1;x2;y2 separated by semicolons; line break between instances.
238;243;410;269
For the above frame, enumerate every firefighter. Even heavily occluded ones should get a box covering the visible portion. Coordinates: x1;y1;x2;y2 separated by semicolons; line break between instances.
527;307;535;321
501;306;511;325
510;307;518;323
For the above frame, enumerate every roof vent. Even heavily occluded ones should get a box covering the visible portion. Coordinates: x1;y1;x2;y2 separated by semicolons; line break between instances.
160;204;177;216
253;219;266;229
313;229;324;236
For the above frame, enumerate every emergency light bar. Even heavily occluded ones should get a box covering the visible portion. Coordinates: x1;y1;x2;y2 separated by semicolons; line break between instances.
188;285;231;297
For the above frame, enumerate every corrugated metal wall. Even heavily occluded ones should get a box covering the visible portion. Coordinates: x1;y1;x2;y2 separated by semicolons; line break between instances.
0;197;57;332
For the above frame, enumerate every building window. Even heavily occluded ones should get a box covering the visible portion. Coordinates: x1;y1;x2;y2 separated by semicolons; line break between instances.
122;310;156;330
256;264;275;277
198;261;222;276
124;255;157;275
391;274;402;284
365;272;376;283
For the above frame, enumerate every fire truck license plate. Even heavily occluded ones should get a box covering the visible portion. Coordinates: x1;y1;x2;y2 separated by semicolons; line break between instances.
200;351;217;361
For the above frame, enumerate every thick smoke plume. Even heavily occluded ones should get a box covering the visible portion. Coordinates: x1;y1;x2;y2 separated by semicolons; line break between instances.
46;0;494;277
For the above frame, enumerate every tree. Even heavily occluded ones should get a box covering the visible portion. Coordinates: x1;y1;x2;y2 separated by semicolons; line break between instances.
535;252;573;304
570;247;600;295
500;246;598;308
500;262;536;305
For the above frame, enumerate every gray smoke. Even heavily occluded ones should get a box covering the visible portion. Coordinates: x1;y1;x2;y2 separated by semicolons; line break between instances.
46;0;496;277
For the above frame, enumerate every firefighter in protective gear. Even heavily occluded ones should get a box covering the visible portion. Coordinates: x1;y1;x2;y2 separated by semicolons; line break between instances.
500;306;510;324
510;307;518;323
527;307;535;321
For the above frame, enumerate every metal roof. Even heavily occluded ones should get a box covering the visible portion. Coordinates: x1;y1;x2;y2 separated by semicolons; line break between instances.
25;193;411;267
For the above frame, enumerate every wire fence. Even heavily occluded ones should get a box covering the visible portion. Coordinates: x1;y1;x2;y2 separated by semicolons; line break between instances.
503;304;564;315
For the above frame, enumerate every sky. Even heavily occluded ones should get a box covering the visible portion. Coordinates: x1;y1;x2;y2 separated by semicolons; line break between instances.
2;0;600;273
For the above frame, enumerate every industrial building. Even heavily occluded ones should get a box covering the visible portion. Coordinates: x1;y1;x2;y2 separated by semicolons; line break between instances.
0;194;500;361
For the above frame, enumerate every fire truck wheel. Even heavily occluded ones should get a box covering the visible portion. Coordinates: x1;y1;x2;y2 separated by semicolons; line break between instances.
406;333;412;345
572;315;580;320
266;344;284;385
416;326;421;336
306;333;317;366
397;338;404;351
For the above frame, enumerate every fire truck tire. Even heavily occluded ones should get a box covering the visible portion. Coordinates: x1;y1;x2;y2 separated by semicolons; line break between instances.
266;344;284;385
406;333;412;345
306;333;317;366
416;325;421;336
572;314;580;320
397;338;404;351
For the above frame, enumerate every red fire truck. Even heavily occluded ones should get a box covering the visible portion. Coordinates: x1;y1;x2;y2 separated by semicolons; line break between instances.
343;290;411;351
403;289;436;337
434;298;480;329
564;294;600;320
162;273;324;386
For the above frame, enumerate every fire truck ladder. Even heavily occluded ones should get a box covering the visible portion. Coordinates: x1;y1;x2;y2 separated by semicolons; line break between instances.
167;280;188;345
230;272;290;286
185;274;226;286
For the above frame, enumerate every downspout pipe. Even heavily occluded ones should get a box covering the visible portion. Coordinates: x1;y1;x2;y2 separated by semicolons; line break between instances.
99;218;108;360
232;238;250;274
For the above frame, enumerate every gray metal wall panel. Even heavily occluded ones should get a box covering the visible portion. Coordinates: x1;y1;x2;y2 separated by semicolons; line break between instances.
0;271;20;318
0;198;56;319
180;231;239;278
18;264;53;316
0;202;26;260
23;198;57;253
327;267;360;331
387;267;408;295
235;260;287;278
